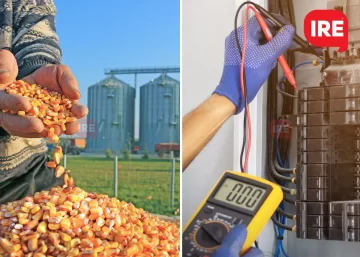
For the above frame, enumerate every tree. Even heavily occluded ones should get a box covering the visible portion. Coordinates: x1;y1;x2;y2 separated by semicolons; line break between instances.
126;134;133;152
142;147;150;159
122;134;132;160
123;148;130;160
158;149;165;158
105;148;112;159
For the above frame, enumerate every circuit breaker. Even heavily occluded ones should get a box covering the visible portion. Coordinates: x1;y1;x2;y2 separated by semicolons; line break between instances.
296;52;360;241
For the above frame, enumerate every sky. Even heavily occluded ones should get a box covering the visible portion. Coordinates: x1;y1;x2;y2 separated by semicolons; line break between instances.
54;0;180;138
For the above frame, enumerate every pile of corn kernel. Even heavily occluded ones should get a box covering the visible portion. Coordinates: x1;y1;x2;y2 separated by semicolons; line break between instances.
0;186;180;257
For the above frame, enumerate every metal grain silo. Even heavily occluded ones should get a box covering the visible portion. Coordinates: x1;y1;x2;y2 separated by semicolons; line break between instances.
139;74;180;153
87;75;135;153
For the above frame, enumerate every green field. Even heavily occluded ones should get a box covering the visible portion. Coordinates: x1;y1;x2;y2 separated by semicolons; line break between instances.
62;157;180;216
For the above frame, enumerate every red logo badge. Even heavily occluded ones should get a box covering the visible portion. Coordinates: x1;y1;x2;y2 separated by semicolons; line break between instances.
304;9;348;52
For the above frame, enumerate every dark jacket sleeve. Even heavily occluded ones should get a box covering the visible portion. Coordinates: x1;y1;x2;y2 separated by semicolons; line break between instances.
12;0;62;78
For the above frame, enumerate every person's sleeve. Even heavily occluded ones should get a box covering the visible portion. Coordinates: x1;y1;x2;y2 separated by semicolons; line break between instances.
0;1;12;49
12;0;62;79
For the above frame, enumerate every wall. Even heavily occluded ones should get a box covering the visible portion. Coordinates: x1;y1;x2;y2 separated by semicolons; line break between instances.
182;0;236;223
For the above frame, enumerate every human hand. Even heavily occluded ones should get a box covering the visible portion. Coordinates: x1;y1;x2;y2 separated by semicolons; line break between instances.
0;49;41;137
0;55;87;137
213;16;295;114
212;225;263;257
0;49;18;85
21;64;88;136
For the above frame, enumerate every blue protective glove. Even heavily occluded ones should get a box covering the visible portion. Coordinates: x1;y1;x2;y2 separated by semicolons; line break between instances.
211;224;263;257
213;16;295;114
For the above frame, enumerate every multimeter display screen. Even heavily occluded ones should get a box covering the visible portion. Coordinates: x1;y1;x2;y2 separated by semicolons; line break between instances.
213;178;266;211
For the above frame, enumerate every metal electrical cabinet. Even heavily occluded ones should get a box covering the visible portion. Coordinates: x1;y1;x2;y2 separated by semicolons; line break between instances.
285;0;360;256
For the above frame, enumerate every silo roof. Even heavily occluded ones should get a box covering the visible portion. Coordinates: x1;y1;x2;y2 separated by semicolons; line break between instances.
140;74;179;88
90;75;131;88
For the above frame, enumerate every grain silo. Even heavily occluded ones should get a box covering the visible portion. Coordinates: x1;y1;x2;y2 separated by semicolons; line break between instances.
87;75;135;153
139;74;180;153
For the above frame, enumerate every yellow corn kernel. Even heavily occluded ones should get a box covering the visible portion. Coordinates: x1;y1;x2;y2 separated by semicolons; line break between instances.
47;127;55;139
27;238;38;252
30;205;41;214
50;134;59;143
60;218;71;229
59;232;71;242
23;220;38;230
0;238;13;253
54;165;65;178
53;152;61;165
67;248;79;257
46;161;56;168
18;218;30;225
48;223;60;230
37;221;47;233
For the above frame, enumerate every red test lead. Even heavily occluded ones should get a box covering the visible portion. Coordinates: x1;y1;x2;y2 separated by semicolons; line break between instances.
250;6;297;90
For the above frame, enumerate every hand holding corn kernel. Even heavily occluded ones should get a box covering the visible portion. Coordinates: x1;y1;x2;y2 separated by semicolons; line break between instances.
0;63;88;139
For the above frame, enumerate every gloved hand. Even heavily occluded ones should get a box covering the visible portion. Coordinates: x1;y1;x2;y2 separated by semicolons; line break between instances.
213;16;295;114
212;225;263;257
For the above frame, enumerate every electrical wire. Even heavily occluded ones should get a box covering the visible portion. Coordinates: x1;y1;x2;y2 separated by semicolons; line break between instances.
289;47;324;60
276;207;295;220
267;172;295;194
266;61;295;195
276;60;324;98
275;155;294;257
283;196;295;205
234;1;255;171
271;215;295;231
268;120;295;183
240;5;255;171
274;119;295;174
274;157;294;174
277;81;298;98
271;112;295;257
270;3;296;255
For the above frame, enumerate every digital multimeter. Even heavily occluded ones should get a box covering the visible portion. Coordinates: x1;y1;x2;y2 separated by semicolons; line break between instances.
183;170;283;256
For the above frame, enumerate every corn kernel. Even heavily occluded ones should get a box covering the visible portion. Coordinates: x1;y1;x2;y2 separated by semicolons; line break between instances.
54;166;64;178
37;221;47;234
46;162;56;168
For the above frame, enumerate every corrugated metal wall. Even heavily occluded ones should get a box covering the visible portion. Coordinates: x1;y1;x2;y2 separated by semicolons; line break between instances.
139;74;180;153
87;76;135;153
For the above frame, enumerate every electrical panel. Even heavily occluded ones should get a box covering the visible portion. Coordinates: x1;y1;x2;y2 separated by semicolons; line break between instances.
296;52;360;241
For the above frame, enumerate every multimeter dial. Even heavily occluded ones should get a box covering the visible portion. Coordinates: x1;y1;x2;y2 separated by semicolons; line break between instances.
184;215;238;256
183;171;283;256
194;220;229;249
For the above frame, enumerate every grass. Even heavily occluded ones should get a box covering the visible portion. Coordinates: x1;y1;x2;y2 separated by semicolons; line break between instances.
61;156;180;216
